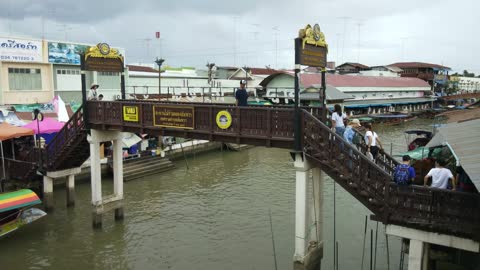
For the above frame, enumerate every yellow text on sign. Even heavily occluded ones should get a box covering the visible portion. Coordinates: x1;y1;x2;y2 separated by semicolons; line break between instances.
123;106;139;122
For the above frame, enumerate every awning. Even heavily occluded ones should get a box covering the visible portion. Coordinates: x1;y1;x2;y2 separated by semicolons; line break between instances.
426;119;480;190
23;118;64;134
122;132;142;148
0;122;34;141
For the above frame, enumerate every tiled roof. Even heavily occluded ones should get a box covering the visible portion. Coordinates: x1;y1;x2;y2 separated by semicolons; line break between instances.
337;62;370;69
127;65;159;73
388;62;450;70
300;74;430;88
249;68;278;75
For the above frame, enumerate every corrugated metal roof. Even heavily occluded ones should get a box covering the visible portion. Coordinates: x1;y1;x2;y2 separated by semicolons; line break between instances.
301;73;430;88
388;62;451;70
344;97;434;106
426;119;480;189
303;84;353;100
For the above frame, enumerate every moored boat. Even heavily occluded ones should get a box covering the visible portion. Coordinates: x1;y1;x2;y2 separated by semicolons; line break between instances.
0;189;46;238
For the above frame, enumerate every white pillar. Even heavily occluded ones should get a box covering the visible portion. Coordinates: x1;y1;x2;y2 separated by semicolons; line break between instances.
408;239;425;270
312;167;323;243
112;139;124;199
90;141;102;206
294;154;309;261
66;174;75;207
43;176;54;211
43;176;53;193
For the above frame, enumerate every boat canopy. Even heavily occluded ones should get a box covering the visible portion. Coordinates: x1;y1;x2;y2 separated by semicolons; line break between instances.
0;189;41;213
404;130;433;138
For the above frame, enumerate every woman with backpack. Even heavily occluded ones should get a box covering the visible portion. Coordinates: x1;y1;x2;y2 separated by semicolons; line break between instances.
364;124;383;159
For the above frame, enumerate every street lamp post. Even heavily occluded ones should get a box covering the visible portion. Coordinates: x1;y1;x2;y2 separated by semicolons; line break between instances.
155;58;165;100
32;109;44;172
207;62;215;102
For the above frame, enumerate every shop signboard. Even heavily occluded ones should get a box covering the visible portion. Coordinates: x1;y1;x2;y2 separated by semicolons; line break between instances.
48;42;89;65
153;106;194;129
0;37;43;62
123;106;139;122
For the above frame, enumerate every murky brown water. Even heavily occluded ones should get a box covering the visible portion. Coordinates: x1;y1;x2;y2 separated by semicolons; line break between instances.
0;119;435;270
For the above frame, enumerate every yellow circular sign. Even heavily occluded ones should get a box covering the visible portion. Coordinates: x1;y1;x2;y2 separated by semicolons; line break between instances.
216;111;232;129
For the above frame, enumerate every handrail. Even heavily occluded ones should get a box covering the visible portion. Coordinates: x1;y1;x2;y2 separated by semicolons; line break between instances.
302;109;392;179
45;104;85;170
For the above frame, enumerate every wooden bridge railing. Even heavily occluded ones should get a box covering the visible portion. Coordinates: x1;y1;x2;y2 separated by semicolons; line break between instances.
301;109;480;240
84;100;480;239
87;100;298;148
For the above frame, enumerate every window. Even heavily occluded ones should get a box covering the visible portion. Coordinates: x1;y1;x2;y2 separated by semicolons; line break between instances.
57;69;80;75
99;71;119;76
8;68;42;90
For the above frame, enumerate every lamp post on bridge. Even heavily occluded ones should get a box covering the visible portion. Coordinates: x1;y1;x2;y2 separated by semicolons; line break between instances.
207;62;216;102
155;58;165;100
32;108;44;172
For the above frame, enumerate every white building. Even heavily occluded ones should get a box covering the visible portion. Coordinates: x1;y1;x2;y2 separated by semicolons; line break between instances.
454;76;480;92
260;72;434;112
0;35;125;105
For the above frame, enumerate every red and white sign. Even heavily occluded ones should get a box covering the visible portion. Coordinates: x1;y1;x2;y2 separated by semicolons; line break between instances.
155;32;160;39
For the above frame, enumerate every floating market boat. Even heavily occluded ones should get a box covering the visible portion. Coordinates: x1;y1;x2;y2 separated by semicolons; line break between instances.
0;189;46;238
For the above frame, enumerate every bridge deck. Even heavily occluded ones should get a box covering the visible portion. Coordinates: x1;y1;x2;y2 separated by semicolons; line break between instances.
81;100;480;240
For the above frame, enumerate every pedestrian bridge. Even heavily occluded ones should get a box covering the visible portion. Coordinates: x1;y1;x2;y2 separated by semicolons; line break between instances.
90;100;480;241
6;100;480;248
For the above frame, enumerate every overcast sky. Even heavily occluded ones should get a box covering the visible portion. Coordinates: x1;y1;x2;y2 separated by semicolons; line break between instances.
0;0;478;73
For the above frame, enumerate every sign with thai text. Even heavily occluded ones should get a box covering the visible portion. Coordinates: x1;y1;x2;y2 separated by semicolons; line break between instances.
295;24;328;68
84;43;124;72
153;106;194;129
0;38;42;62
299;44;327;68
123;106;139;122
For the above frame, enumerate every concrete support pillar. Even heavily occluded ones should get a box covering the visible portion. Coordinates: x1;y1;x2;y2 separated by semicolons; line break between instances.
408;239;429;270
88;130;124;228
112;139;124;220
90;141;102;206
312;167;323;244
43;176;54;211
293;154;323;270
90;140;103;227
66;174;75;207
294;156;308;261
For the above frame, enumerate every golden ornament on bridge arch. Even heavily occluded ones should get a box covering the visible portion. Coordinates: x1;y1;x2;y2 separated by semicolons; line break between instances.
298;24;328;50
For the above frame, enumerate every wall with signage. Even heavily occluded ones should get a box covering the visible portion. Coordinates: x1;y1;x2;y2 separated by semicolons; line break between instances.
48;42;89;65
0;37;43;62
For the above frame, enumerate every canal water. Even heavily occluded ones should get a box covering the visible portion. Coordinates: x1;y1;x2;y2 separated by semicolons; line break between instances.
0;119;435;270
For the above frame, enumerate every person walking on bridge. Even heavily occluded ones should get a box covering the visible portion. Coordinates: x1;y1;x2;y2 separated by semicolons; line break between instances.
235;80;248;106
364;124;383;159
424;159;454;190
331;104;347;136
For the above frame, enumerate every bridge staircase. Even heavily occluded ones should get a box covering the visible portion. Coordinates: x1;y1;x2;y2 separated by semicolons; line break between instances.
7;105;90;186
301;109;480;240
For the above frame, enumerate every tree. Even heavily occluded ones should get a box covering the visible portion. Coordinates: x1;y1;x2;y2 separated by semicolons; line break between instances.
463;70;475;77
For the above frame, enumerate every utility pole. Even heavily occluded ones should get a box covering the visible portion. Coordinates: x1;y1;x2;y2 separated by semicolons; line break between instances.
356;21;363;63
401;37;408;62
155;58;165;100
273;26;279;69
233;16;239;67
338;17;351;64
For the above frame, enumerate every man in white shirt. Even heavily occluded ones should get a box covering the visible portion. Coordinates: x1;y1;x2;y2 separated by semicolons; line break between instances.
424;159;454;190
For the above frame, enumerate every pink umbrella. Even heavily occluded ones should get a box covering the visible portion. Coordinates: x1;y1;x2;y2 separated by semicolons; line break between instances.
23;117;65;134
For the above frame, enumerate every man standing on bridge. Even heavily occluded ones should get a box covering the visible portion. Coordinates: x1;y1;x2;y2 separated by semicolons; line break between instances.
235;80;249;106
